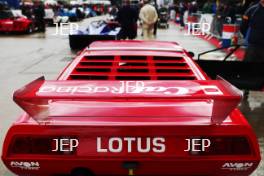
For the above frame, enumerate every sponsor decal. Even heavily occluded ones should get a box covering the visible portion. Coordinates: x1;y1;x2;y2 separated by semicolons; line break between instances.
222;162;253;171
185;22;211;36
52;22;79;36
52;138;79;152
39;81;223;96
10;161;40;170
97;137;166;153
96;137;211;153
184;138;211;152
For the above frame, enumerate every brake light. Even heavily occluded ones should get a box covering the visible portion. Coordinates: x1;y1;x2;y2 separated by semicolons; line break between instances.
10;136;77;155
189;137;251;156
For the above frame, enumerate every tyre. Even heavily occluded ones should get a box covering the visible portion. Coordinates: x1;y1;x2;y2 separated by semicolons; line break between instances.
69;35;81;50
71;168;94;176
26;24;34;34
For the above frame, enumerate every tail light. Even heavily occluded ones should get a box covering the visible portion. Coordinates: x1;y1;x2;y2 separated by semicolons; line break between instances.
189;136;252;156
9;136;77;155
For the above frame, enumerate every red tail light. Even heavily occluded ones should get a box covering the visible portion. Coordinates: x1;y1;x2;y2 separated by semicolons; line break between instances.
189;137;252;156
10;136;77;155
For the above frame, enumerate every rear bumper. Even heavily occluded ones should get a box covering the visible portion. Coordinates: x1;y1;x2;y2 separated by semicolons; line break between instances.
2;111;261;176
2;157;261;176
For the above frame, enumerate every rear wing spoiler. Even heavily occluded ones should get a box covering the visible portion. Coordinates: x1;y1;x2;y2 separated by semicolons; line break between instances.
13;76;242;125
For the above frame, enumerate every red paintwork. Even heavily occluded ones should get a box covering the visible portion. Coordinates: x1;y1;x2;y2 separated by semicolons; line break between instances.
1;41;261;176
0;17;32;32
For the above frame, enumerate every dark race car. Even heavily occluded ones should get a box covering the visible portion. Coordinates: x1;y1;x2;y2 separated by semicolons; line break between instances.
69;19;120;50
0;10;35;33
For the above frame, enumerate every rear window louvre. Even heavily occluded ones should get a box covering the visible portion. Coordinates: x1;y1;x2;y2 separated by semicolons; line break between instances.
153;56;183;61
75;68;111;72
156;69;191;73
121;56;147;60
68;55;197;80
119;62;148;66
80;62;112;66
155;63;187;67
117;68;149;73
70;75;108;80
116;76;150;80
158;76;196;80
84;56;114;60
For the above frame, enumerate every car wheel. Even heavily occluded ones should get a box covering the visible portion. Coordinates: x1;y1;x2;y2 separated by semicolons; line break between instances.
26;24;34;34
71;168;94;176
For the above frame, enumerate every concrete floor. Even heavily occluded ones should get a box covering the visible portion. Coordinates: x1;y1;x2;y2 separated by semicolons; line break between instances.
0;17;263;175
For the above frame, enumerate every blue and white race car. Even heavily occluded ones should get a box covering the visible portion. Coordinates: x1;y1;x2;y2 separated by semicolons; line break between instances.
69;19;121;50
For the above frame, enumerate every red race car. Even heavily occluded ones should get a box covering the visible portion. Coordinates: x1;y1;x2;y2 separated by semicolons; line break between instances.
1;41;261;176
0;10;34;33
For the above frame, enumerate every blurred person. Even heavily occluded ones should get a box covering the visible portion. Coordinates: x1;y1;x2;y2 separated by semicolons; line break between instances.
169;3;176;20
212;0;217;14
109;5;118;18
210;3;224;37
241;0;264;62
139;0;158;40
153;1;159;36
76;7;84;20
235;1;245;15
178;1;186;30
33;0;46;33
21;2;33;19
223;2;237;23
202;0;213;14
116;0;138;39
188;1;198;15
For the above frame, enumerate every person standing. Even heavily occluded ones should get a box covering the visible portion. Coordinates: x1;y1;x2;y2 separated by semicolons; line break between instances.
109;5;118;18
178;1;186;30
153;2;159;37
116;0;138;40
188;1;198;15
212;3;224;37
139;0;158;40
241;0;264;62
33;0;46;33
223;2;237;24
21;3;33;19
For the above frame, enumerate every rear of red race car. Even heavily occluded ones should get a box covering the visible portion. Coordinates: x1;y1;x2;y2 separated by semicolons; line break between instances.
0;10;33;33
2;41;261;176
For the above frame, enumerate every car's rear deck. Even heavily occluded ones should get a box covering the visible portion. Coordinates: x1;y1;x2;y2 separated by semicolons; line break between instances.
2;41;261;176
60;41;207;81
